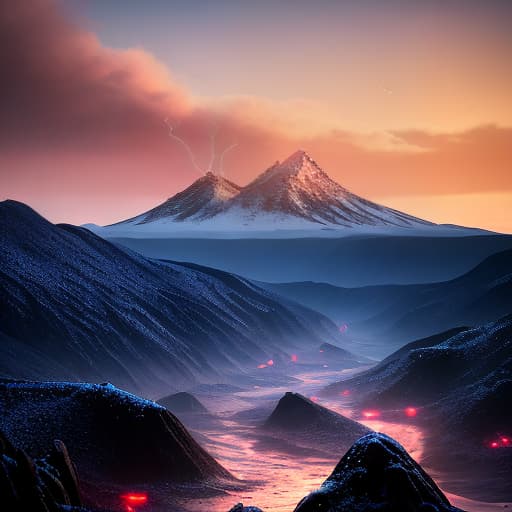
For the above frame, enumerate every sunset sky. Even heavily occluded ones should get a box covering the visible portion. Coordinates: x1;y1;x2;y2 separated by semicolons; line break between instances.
1;0;511;232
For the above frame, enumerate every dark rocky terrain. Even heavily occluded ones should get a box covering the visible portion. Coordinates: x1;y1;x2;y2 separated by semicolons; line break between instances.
323;316;512;500
294;433;465;512
260;392;370;458
0;429;87;512
0;200;349;395
0;380;233;501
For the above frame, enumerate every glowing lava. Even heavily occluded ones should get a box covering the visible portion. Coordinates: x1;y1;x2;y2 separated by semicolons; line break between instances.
121;493;148;511
257;364;267;369
267;359;274;366
488;436;511;449
362;409;381;419
339;323;348;333
291;354;298;362
404;407;418;417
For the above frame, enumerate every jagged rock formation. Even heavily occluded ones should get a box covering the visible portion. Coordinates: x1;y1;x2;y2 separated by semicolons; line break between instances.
294;433;465;512
0;380;233;487
0;430;86;511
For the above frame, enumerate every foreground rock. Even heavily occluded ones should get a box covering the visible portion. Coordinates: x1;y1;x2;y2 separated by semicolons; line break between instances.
322;316;512;500
294;433;465;512
0;430;88;511
0;380;233;488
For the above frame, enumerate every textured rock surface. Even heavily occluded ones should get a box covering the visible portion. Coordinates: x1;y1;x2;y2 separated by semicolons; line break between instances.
0;380;233;486
0;429;86;511
294;433;464;512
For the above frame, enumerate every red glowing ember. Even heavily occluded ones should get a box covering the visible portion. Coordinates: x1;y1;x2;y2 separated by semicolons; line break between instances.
257;364;267;369
310;396;319;402
488;437;511;449
404;406;417;417
362;409;380;419
291;354;298;362
339;323;348;333
267;359;274;366
341;389;351;397
121;493;148;509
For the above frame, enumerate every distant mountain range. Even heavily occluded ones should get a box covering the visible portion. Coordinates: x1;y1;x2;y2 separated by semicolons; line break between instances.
260;248;512;355
87;150;482;237
0;200;351;395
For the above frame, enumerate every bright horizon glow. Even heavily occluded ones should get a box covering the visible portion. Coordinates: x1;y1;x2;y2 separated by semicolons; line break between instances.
0;1;511;232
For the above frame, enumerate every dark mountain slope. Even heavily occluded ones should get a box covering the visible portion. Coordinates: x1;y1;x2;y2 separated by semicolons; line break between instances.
0;200;348;395
0;380;232;487
295;433;464;512
322;317;512;500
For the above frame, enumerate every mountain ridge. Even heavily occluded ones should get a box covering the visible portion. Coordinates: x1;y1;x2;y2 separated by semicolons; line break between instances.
90;150;447;235
0;199;351;395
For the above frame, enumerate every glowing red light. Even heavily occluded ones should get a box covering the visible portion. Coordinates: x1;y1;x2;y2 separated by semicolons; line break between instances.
257;364;267;369
501;437;510;445
319;349;324;353
267;359;274;366
404;407;417;417
121;493;148;510
310;396;319;402
341;389;351;396
362;409;380;419
291;354;298;362
490;441;499;448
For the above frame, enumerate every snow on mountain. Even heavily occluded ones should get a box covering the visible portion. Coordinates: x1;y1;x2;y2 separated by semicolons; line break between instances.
117;171;241;225
89;150;449;237
229;150;430;227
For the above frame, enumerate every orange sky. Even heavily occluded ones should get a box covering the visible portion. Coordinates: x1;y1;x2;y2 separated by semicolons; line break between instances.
0;0;511;232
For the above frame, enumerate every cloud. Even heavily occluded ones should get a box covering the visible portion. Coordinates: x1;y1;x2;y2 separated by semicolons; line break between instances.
0;0;511;228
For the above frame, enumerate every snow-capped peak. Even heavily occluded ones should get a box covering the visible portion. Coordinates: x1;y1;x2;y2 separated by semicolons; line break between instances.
97;150;437;234
109;172;241;226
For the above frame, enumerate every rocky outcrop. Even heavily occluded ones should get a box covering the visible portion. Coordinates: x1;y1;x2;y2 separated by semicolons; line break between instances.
294;433;464;512
0;430;86;511
0;380;233;486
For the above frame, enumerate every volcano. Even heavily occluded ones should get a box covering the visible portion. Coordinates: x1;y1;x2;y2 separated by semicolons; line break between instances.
89;150;437;235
